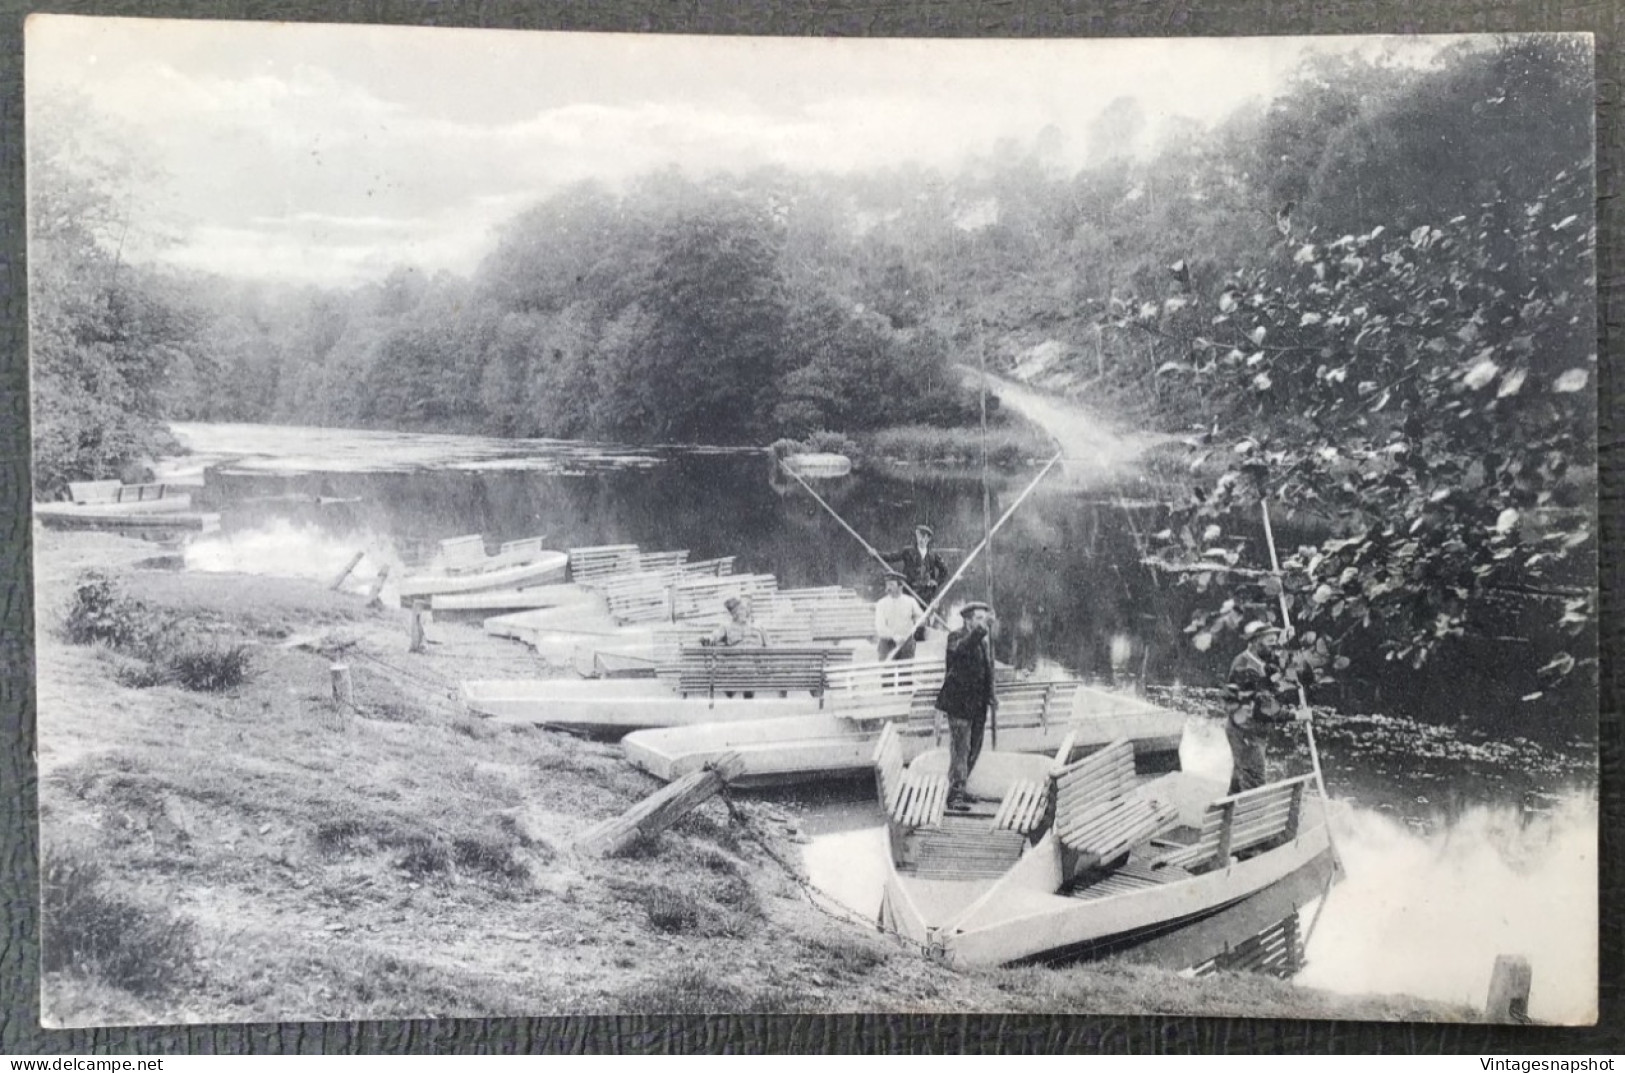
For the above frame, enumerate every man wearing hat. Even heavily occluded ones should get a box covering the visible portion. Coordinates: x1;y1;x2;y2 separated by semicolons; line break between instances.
874;570;923;662
1224;621;1304;793
882;525;949;611
937;601;998;812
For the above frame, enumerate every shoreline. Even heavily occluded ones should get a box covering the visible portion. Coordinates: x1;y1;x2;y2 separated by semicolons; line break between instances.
32;527;1481;1025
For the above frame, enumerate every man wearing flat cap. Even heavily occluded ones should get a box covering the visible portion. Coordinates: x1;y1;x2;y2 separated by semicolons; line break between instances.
1224;621;1304;793
937;601;998;812
882;525;948;611
874;571;922;662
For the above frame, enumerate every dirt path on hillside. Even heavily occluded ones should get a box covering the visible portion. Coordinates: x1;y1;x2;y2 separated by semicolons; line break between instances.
968;369;1173;484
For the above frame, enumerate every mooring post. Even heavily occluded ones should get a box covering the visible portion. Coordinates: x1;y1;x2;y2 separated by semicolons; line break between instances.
330;663;354;708
365;564;392;609
409;599;428;654
1486;954;1533;1023
329;551;366;591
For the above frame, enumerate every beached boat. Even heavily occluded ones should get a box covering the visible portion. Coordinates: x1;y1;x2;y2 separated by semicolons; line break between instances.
33;479;218;531
622;681;1188;788
462;650;960;737
874;728;1334;968
397;550;569;602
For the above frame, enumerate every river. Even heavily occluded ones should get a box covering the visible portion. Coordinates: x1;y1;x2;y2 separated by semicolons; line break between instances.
153;420;1599;1022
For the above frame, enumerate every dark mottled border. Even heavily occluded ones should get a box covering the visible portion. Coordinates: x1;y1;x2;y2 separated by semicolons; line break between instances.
1;0;1618;1055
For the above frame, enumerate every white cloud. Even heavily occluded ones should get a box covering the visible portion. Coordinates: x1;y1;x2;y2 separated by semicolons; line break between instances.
26;17;1479;287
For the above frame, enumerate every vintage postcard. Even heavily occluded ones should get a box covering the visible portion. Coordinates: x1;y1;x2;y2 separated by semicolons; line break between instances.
25;17;1597;1026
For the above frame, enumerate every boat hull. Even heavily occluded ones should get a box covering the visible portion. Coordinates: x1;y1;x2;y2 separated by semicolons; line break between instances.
34;499;218;531
882;821;1334;969
398;551;569;600
622;688;1189;787
460;679;824;735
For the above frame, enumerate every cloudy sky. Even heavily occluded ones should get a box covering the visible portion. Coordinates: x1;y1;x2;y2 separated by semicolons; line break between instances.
27;17;1461;287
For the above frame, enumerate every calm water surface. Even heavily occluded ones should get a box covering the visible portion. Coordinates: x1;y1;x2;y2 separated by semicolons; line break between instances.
158;421;1599;1021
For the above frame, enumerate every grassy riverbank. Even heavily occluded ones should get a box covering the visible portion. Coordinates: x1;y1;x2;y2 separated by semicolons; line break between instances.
32;529;1480;1025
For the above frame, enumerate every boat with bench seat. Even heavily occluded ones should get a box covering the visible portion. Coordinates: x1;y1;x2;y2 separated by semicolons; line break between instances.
875;727;1334;967
621;678;1188;788
34;480;220;531
398;535;568;602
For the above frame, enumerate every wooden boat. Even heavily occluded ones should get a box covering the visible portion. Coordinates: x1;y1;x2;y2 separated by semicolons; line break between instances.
397;550;568;602
622;681;1188;788
782;452;852;478
34;479;216;530
429;585;599;613
462;650;944;737
461;678;826;734
875;729;1334;968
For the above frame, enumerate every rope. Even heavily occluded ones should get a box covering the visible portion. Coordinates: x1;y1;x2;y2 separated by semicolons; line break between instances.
721;796;939;959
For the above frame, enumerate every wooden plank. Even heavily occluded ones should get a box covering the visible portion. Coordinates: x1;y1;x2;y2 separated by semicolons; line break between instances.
574;751;745;857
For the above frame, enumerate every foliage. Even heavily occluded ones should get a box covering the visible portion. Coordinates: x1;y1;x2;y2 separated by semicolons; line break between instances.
1136;158;1595;688
42;849;200;997
63;572;257;692
165;643;254;693
62;572;166;653
28;100;190;497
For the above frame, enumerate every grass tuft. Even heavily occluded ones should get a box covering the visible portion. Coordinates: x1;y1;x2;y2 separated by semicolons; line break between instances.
42;849;199;998
166;643;253;692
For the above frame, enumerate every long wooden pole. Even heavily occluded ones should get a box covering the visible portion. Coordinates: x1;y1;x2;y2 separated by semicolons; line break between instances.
884;449;1065;663
978;326;996;748
1260;500;1342;875
775;458;936;615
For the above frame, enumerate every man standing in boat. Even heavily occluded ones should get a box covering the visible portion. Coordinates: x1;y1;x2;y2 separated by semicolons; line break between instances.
883;524;949;611
939;601;998;813
874;570;922;662
1224;621;1306;793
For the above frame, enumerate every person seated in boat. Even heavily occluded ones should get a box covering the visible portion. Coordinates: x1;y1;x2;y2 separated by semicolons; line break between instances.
938;601;998;813
1224;621;1307;794
874;570;922;663
704;596;767;648
704;595;768;699
882;525;948;611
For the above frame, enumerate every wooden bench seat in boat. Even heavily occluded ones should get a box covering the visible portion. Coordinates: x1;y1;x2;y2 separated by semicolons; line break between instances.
569;544;640;583
825;656;948;715
902;820;1028;879
436;534;488;573
990;779;1049;834
905;676;1079;733
1151;774;1314;873
635;549;690;573
68;480;176;504
1050;739;1180;872
670;574;779;621
809;602;878;641
649;619;815;665
680;556;736;578
674;644;853;701
597;569;683;624
874;721;946;826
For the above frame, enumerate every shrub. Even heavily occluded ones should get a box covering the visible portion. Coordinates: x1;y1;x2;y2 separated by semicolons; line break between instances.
41;851;199;998
62;572;166;653
166;643;253;692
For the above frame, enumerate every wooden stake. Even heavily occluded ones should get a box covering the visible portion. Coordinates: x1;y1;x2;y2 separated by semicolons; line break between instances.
330;663;354;707
575;751;745;858
1486;954;1532;1023
330;551;366;591
365;564;392;609
409;599;427;654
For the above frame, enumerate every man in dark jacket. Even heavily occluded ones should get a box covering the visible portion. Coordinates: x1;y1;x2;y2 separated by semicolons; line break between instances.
883;525;949;610
937;602;998;811
1224;622;1305;793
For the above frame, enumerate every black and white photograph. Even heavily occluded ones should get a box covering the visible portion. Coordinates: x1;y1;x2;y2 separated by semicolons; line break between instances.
25;18;1598;1027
